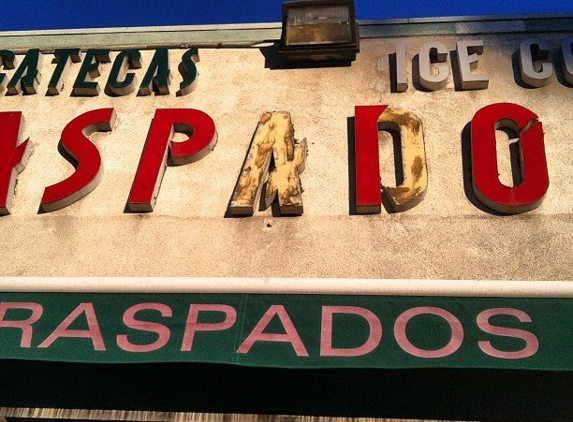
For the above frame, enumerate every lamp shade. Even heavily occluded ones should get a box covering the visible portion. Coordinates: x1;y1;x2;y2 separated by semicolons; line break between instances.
280;0;360;63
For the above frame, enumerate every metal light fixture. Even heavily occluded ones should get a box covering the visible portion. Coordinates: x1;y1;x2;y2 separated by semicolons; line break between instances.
279;0;360;64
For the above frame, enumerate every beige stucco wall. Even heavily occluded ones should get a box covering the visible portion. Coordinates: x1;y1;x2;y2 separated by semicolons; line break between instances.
0;31;572;283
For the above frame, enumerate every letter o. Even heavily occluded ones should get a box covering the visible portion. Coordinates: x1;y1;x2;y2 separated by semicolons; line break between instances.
394;306;463;358
471;103;549;214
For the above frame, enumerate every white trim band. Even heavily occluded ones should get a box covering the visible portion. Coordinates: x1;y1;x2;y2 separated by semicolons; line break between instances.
0;277;572;298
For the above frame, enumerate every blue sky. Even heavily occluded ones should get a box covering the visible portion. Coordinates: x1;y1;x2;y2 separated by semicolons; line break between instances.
2;0;572;31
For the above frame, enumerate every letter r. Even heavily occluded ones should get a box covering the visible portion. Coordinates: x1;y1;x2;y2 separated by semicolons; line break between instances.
0;112;30;214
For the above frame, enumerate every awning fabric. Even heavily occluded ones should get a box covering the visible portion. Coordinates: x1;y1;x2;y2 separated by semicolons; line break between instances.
1;292;571;371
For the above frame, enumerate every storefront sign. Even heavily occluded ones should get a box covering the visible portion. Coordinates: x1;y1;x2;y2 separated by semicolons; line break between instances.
1;289;572;370
1;39;569;217
0;38;571;218
0;101;551;216
2;39;572;95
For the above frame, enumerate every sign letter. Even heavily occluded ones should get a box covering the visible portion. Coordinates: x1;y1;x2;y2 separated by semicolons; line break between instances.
354;105;427;213
456;40;489;90
237;305;309;356
38;303;106;351
321;306;382;357
117;303;172;353
0;50;16;92
40;108;116;212
477;308;539;359
127;108;217;212
72;49;111;96
394;307;463;358
178;48;199;96
107;50;142;96
418;42;449;90
0;112;30;214
471;103;549;214
181;304;237;352
138;48;171;95
395;42;408;92
230;112;307;216
7;49;42;95
47;48;81;95
0;302;43;348
561;37;573;85
519;40;554;87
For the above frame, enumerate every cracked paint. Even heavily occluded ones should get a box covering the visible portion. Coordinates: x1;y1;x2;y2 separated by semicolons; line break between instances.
230;111;307;216
378;107;428;212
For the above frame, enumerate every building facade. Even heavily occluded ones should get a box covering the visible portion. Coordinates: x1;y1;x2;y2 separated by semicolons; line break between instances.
0;13;572;422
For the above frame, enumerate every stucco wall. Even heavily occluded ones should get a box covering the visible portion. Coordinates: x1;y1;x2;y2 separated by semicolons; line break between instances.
0;31;572;282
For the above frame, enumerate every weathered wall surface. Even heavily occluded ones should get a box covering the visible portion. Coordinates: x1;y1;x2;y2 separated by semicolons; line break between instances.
0;32;572;282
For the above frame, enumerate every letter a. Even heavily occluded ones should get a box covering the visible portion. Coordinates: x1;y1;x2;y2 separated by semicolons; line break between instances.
230;112;307;216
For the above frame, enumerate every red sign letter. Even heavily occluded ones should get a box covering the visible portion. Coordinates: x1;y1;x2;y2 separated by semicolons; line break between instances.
471;103;549;214
127;109;217;212
355;105;427;213
0;112;30;214
355;105;386;213
40;108;116;212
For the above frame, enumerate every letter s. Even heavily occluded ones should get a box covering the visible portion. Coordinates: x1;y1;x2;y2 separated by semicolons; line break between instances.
40;108;116;212
477;308;539;359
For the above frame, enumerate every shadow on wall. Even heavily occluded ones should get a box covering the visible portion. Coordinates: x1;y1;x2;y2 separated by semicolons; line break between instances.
259;43;354;70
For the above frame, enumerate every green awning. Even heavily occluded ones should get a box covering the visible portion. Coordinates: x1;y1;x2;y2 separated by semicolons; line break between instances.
1;292;571;371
